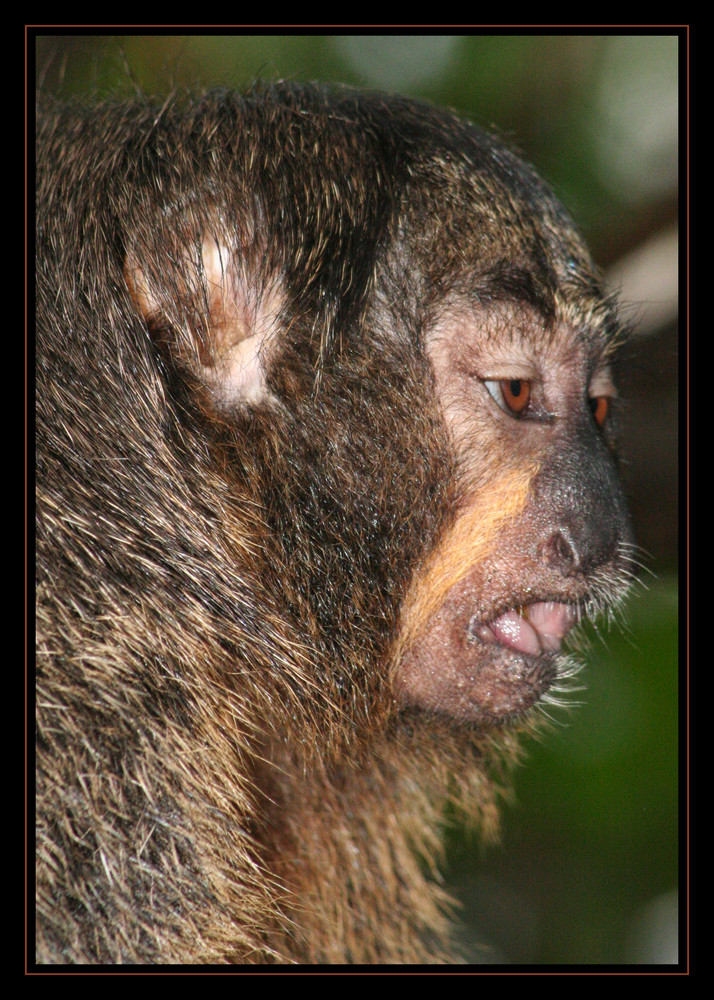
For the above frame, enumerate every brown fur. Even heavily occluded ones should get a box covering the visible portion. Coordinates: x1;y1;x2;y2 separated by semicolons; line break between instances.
35;83;634;964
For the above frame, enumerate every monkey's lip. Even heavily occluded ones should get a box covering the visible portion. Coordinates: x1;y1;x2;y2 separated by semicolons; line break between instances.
471;601;578;656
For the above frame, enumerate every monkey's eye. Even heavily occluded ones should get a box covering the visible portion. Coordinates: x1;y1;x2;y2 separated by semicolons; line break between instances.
484;378;531;417
589;395;609;427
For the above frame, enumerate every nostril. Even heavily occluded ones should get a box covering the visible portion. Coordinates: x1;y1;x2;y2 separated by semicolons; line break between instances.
543;529;578;576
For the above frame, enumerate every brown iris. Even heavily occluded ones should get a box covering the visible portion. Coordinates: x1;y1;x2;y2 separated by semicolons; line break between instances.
589;395;608;427
500;379;530;415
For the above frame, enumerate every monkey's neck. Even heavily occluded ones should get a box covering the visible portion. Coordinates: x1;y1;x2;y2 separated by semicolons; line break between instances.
251;719;514;964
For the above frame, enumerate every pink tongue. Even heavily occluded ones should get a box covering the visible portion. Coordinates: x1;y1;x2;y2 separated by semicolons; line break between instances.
476;602;576;654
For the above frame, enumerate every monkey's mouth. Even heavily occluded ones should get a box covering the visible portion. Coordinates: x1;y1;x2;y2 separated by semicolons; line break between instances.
470;601;578;656
396;594;582;725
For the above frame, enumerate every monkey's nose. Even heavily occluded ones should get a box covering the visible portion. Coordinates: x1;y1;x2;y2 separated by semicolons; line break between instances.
542;520;621;578
543;528;580;576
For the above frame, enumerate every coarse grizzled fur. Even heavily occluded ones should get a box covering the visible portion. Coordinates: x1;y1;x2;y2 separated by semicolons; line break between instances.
35;81;631;964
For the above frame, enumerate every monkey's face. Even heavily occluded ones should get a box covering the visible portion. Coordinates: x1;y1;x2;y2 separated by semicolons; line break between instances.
394;299;634;726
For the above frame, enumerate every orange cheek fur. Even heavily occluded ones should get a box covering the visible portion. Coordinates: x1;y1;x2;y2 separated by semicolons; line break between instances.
394;464;539;663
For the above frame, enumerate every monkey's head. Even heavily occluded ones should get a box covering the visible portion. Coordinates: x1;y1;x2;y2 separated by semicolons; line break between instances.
124;84;635;732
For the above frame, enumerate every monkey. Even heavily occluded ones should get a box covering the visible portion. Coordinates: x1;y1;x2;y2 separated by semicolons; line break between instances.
34;81;636;965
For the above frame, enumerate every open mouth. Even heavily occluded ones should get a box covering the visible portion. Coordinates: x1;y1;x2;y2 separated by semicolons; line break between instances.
395;589;584;725
470;601;578;656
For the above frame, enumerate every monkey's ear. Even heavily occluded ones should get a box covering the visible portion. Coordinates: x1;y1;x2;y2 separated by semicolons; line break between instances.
125;235;284;408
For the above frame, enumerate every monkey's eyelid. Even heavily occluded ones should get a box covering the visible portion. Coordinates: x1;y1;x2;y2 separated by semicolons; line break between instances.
589;385;617;401
589;365;617;398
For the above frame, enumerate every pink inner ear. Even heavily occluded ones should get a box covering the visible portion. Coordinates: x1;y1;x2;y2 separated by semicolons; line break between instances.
125;234;284;408
201;239;248;355
200;238;284;407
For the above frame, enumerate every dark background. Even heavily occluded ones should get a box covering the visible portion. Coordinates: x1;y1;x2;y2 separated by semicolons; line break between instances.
34;32;681;966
